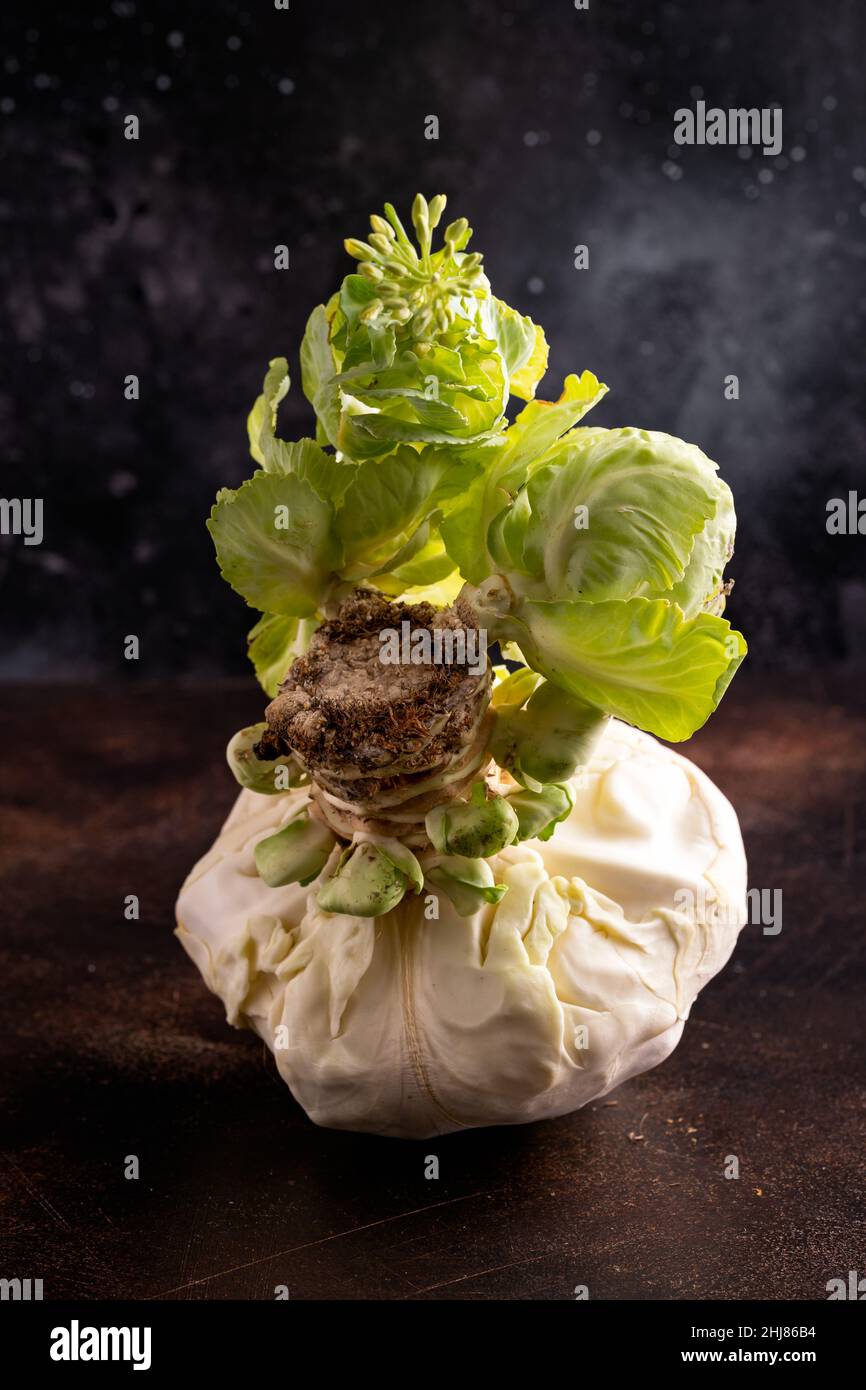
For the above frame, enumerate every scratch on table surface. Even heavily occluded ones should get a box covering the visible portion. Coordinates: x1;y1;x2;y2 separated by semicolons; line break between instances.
842;800;855;869
1;1150;72;1231
406;1249;553;1296
813;937;864;990
146;1190;494;1299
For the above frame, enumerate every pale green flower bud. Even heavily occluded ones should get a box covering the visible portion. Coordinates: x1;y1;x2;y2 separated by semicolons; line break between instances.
344;237;377;261
411;192;430;242
427;193;447;229
369;214;396;238
444;217;470;248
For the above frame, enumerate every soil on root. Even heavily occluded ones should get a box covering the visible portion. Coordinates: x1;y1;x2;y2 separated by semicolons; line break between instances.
259;589;490;790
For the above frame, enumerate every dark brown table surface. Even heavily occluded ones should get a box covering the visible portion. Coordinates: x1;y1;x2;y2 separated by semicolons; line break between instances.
2;673;864;1301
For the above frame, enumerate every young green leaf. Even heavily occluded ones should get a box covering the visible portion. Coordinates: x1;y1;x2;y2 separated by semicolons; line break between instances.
336;447;453;579
480;593;747;742
507;783;575;842
441;372;608;584
511;428;723;603
300;303;341;449
318;842;410;917
376;529;457;592
227;723;306;793
207;471;341;617
494;371;609;491
491;682;609;787
425;784;520;858
425;855;508;918
255;814;336;888
262;357;291;419
480;298;549;401
247;356;293;466
490;665;543;711
258;435;357;502
247;613;315;696
640;478;736;618
247;396;268;466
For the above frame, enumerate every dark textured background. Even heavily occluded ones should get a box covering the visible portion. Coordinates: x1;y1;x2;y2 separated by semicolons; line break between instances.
1;0;865;680
2;4;866;1310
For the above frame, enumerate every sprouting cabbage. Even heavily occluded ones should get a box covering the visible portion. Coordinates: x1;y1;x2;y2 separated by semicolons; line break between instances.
179;193;748;1137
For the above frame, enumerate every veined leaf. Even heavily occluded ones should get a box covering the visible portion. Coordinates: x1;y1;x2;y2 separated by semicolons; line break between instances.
208;471;340;617
378;531;457;590
426;855;508;918
339;410;496;458
336;447;453;577
509;321;549;401
300;304;341;449
514;427;722;603
480;298;549;401
507;783;575;842
246;357;291;466
441;372;608;584
486;595;747;742
641;478;737;618
247;613;316;696
259;435;356;502
262;357;291;420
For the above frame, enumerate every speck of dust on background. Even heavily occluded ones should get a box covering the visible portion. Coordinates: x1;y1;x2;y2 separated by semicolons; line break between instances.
1;0;864;680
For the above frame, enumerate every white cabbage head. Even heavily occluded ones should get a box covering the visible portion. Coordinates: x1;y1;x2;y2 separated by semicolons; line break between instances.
176;721;746;1139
